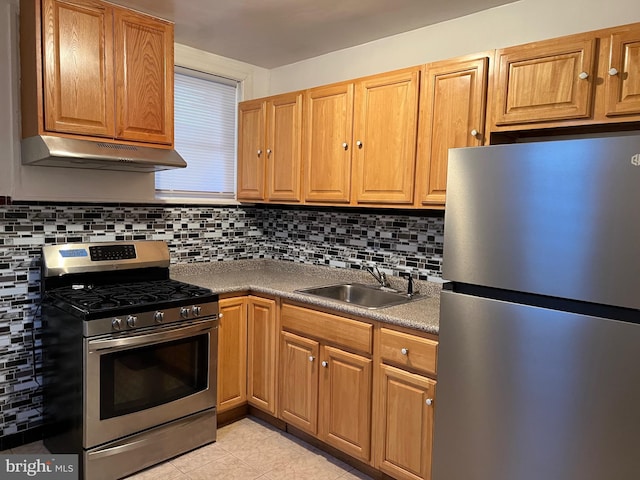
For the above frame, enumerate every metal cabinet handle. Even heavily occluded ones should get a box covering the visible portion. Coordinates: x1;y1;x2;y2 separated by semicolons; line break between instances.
471;129;479;137
308;355;315;362
218;313;224;319
401;348;409;356
356;140;363;148
608;67;619;76
321;361;328;368
257;149;262;157
578;72;589;80
426;398;433;406
266;148;272;156
342;142;348;150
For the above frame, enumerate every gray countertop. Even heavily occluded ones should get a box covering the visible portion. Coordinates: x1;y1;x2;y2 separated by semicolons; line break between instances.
170;260;442;334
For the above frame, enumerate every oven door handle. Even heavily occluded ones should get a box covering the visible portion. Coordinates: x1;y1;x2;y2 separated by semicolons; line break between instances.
88;320;215;353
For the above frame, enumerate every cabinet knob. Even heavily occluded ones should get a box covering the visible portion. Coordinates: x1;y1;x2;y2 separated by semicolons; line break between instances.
266;148;272;156
308;355;315;362
356;140;363;148
321;361;328;368
471;129;479;137
578;72;589;80
342;142;348;150
426;398;433;406
217;313;224;319
401;348;409;356
608;67;619;76
257;149;262;156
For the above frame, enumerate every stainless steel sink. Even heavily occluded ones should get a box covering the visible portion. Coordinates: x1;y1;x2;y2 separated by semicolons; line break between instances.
295;283;420;309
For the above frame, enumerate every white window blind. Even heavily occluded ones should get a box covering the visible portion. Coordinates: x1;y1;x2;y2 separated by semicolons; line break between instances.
156;68;238;199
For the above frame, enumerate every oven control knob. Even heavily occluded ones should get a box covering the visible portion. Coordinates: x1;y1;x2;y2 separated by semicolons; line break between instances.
112;318;123;331
192;306;202;317
154;311;164;323
127;315;137;328
180;307;191;318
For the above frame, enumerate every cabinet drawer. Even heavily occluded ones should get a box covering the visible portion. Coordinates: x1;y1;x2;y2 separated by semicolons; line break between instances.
379;328;438;376
281;304;372;355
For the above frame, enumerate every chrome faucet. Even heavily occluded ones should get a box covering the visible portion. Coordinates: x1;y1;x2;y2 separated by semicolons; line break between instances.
366;265;391;289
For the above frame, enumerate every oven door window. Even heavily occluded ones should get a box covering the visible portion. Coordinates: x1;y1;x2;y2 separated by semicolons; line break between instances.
99;333;209;419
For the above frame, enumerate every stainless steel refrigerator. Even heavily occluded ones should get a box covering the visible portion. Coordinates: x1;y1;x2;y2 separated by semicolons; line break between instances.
432;134;640;480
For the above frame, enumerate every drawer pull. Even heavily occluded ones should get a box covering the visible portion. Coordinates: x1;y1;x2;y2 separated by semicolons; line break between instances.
401;348;409;356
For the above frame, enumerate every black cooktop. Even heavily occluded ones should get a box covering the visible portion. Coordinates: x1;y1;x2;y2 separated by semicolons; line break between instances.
44;278;216;319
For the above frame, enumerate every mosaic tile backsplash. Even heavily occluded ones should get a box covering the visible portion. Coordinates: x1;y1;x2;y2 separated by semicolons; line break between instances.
0;203;444;445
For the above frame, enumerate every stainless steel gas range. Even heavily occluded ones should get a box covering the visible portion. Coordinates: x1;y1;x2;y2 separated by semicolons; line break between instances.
40;241;219;480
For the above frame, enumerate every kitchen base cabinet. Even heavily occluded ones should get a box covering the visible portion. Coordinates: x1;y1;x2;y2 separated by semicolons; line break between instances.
279;304;374;462
247;296;278;415
279;330;319;434
319;345;372;462
217;297;247;413
374;327;438;480
375;365;436;480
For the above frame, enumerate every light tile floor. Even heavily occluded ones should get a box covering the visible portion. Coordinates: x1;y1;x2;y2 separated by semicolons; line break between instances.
1;417;374;480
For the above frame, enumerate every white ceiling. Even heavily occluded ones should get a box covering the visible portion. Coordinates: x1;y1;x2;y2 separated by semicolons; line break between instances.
111;0;516;68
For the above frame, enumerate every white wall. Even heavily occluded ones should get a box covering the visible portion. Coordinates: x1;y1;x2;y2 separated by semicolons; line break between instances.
269;0;640;93
0;0;269;201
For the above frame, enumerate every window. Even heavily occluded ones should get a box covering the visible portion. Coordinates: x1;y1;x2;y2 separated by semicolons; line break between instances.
156;67;238;200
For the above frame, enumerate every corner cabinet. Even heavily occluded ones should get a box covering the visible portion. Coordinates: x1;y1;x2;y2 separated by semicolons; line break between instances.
604;27;640;117
237;92;303;202
20;0;173;145
217;297;248;413
415;54;489;207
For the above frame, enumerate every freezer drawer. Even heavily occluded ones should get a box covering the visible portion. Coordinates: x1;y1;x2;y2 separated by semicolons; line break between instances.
432;290;640;480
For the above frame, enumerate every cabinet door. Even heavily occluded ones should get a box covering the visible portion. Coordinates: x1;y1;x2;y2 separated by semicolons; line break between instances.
217;297;247;413
266;93;303;202
494;35;596;125
279;331;319;434
247;296;277;415
352;69;419;204
605;31;640;116
42;0;114;137
416;56;488;206
238;99;266;200
319;345;372;462
376;364;436;480
114;7;173;144
303;83;354;203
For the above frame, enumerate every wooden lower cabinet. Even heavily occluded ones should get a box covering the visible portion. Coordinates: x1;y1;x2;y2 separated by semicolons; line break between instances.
247;296;278;414
279;330;319;433
375;364;437;480
217;297;247;412
319;345;372;462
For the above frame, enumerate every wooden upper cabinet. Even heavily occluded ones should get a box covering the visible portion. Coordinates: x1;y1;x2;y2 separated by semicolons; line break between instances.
237;99;266;200
604;30;640;116
41;0;114;137
21;0;174;145
238;92;303;202
493;34;597;125
416;55;488;207
266;93;303;202
353;68;420;205
303;83;354;203
114;7;173;144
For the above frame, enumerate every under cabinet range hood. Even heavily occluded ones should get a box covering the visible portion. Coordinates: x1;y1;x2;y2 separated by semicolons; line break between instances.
21;135;187;172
